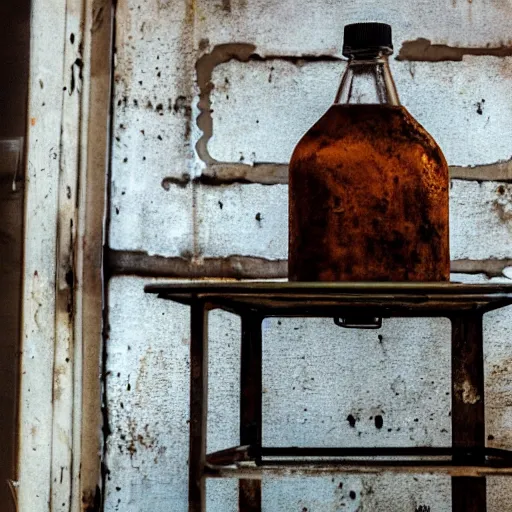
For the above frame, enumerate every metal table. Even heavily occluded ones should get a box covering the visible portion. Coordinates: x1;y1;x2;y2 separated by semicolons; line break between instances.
145;282;512;512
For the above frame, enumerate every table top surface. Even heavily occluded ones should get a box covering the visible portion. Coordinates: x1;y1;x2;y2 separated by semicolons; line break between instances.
144;281;512;315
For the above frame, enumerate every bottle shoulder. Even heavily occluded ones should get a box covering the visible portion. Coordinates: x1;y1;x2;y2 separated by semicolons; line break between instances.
290;104;447;171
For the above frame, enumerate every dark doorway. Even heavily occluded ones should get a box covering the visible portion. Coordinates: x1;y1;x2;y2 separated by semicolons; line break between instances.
0;1;30;511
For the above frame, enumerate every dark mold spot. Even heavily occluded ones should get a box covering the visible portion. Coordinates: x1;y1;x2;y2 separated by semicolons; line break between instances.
349;491;356;500
199;38;210;51
172;95;192;117
347;414;356;428
65;269;74;288
374;415;383;429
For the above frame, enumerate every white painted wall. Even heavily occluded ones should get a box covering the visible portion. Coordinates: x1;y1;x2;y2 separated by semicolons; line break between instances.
106;0;512;510
208;58;512;167
194;0;512;54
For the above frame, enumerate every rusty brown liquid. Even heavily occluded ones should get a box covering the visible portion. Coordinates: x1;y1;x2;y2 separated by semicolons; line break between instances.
289;105;450;282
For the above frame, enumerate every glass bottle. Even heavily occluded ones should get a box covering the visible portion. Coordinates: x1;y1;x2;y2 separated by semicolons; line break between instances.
288;23;450;282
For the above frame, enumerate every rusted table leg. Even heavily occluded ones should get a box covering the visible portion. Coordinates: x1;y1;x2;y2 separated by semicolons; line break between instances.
239;312;263;512
451;313;486;512
189;301;209;512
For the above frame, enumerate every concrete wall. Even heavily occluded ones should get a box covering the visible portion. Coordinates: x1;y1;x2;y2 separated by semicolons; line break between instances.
105;1;512;510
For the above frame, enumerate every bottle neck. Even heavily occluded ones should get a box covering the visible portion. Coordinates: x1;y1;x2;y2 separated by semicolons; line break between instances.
334;53;400;106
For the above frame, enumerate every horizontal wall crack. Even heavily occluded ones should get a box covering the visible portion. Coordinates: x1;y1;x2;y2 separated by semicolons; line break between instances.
198;163;288;185
450;159;512;182
107;251;287;279
160;161;512;188
397;38;512;62
451;259;512;277
108;251;512;280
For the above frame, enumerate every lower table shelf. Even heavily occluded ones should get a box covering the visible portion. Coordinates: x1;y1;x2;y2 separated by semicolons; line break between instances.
145;282;512;511
205;445;512;478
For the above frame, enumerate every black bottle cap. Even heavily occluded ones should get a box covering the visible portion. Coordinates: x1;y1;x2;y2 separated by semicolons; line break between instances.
342;22;393;57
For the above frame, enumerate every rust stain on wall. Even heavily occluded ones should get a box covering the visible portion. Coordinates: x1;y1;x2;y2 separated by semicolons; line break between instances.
397;38;512;61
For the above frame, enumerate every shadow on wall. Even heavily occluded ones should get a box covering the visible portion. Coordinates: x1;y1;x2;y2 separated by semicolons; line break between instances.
0;2;30;512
